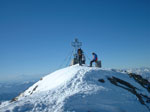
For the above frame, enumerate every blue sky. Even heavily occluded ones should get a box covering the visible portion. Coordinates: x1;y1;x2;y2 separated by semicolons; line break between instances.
0;0;150;82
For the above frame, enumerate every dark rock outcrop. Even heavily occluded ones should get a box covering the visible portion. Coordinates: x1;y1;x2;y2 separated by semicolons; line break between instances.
107;76;150;111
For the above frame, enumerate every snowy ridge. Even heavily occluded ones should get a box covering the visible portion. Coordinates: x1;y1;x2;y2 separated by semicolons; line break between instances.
126;67;150;81
0;65;150;112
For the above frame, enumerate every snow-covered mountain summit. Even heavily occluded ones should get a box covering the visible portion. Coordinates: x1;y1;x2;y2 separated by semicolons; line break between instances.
0;65;150;112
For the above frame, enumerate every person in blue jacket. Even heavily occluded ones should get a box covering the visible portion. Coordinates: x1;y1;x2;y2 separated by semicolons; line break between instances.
90;52;98;67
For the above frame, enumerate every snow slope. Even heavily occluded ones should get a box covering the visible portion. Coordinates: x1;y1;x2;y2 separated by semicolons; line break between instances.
0;65;150;112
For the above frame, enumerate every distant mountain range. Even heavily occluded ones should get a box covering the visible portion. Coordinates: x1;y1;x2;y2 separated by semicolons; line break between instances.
0;81;35;102
126;67;150;81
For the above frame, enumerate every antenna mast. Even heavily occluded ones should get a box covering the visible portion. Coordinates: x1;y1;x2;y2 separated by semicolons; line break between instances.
71;38;82;59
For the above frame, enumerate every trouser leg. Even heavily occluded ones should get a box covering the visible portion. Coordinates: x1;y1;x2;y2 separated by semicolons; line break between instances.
90;60;95;67
82;60;85;64
79;56;82;66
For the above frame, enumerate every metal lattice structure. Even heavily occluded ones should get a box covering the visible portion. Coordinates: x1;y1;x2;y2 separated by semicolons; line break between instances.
71;38;82;59
71;38;82;65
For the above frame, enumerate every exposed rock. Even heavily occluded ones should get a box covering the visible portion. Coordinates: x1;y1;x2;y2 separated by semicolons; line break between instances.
128;73;150;92
10;97;18;102
98;79;105;83
107;76;150;111
30;85;38;95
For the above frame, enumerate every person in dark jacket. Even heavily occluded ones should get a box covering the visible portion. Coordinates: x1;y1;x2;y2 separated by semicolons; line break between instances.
90;52;98;67
77;48;83;66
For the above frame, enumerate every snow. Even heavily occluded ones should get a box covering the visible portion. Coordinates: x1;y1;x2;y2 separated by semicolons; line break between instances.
0;65;150;112
126;67;150;81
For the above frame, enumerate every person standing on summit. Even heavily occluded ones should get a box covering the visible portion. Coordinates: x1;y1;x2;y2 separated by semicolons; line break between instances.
77;48;83;66
90;52;98;67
